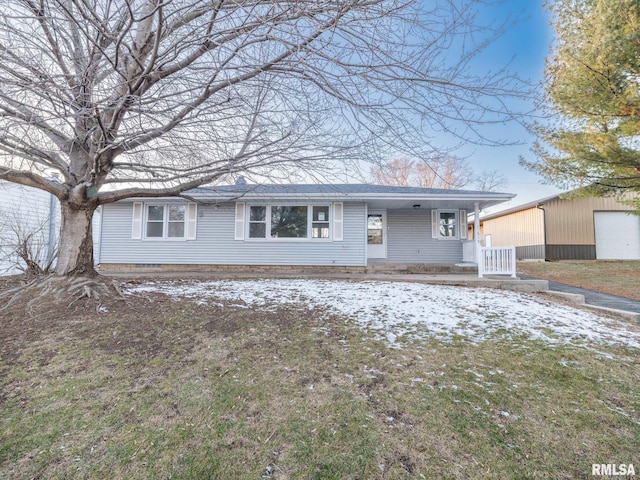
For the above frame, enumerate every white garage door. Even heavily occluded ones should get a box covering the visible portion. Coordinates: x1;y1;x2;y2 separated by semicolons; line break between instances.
594;211;640;260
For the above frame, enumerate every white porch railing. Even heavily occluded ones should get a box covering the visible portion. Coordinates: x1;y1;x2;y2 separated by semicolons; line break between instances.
478;246;517;278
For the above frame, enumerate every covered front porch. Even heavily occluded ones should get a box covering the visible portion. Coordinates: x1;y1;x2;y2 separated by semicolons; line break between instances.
365;197;516;277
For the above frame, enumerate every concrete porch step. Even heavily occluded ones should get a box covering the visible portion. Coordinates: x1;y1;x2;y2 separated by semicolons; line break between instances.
366;263;478;275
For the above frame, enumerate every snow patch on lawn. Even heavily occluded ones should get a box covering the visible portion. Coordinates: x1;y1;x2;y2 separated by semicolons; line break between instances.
125;279;640;350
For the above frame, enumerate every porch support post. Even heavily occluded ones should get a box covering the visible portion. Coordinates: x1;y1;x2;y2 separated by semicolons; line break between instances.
474;202;482;278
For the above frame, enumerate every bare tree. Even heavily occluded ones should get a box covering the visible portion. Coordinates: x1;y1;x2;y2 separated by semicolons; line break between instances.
370;154;505;191
0;0;527;276
473;169;507;192
415;155;474;190
370;158;415;187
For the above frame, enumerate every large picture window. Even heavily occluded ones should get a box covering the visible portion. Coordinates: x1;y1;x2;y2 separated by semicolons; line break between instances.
271;206;308;238
246;204;331;240
145;204;186;239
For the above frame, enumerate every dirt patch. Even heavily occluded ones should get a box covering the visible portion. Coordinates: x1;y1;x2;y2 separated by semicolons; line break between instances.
0;278;315;370
0;274;26;291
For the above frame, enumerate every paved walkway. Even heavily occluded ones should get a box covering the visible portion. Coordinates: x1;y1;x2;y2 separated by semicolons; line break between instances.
521;276;640;316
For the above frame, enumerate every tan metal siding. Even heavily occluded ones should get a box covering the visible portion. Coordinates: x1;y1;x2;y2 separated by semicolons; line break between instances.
481;206;544;247
544;196;636;245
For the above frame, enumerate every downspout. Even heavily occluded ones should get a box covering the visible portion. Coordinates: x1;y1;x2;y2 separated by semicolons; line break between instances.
536;203;547;261
47;175;59;265
95;206;102;267
363;203;368;268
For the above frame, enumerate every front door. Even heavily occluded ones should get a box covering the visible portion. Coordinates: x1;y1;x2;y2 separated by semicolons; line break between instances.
367;211;387;259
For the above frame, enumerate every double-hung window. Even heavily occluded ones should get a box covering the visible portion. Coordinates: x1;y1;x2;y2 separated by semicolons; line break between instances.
249;206;267;238
132;202;196;240
247;204;330;240
145;204;186;239
431;209;466;240
312;206;330;238
439;210;457;238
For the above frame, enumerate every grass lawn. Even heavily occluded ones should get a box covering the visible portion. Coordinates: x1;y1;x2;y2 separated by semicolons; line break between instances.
1;278;638;479
517;260;640;301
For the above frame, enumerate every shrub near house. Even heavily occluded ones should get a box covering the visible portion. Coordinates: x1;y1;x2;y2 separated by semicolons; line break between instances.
0;180;58;275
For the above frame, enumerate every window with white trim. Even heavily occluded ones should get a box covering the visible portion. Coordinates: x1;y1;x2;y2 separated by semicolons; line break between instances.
144;204;187;239
249;205;267;238
432;209;461;240
271;205;308;238
439;210;457;238
132;202;197;240
312;206;330;238
246;204;331;240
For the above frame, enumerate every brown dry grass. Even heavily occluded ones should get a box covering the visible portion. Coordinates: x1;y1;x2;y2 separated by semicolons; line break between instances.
1;277;638;479
517;260;640;300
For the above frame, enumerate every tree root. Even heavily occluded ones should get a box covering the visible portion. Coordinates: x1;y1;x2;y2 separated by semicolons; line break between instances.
0;274;127;317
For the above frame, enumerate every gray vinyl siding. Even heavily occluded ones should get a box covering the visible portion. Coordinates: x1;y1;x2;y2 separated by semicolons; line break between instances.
386;209;463;263
0;181;59;275
99;201;366;266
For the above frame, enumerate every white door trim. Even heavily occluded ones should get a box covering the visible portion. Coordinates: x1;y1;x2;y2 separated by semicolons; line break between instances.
367;210;387;259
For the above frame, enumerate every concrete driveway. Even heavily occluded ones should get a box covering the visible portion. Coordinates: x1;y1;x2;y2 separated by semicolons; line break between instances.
521;276;640;318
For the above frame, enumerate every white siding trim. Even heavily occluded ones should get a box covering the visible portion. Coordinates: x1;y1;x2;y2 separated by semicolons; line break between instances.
94;207;102;265
186;203;198;240
234;202;245;240
132;202;143;239
363;203;368;266
333;202;343;241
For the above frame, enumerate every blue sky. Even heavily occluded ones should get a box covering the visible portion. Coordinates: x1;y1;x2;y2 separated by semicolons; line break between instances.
460;0;562;211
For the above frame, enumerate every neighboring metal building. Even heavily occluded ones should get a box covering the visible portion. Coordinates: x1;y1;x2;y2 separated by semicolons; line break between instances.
471;192;640;261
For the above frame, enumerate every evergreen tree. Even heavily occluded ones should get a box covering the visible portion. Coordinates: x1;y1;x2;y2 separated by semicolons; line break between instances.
523;0;640;208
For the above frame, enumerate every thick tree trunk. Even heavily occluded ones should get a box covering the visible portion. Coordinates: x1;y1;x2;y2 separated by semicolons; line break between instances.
55;202;97;276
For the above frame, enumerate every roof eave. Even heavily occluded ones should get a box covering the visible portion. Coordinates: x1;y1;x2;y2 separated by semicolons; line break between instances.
185;190;515;202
